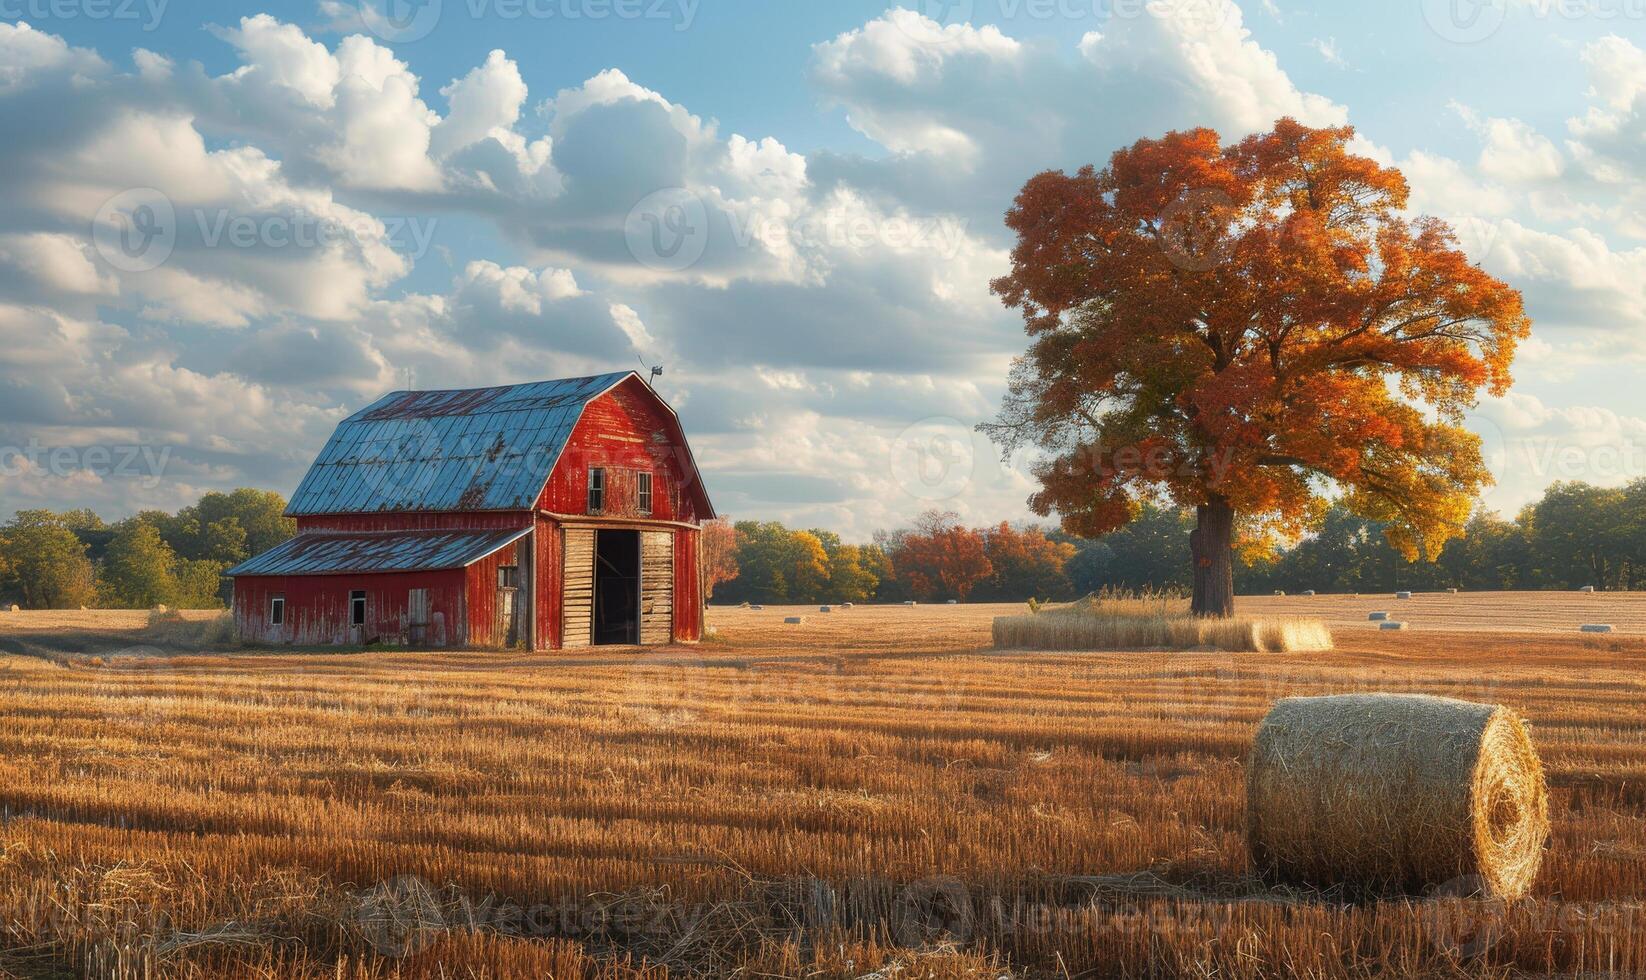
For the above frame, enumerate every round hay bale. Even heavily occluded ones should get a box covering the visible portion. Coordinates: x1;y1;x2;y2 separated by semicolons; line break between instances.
1580;585;1596;593
819;605;833;613
1368;611;1389;621
1395;591;1412;600
1247;693;1548;898
1378;621;1408;631
783;616;805;624
1580;624;1613;634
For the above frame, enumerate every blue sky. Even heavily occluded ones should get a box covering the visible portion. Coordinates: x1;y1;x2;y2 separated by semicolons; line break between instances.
3;0;1646;539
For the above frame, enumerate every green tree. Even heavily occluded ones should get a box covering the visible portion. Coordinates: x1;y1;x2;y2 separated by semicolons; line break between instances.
100;519;181;608
0;511;98;608
1525;482;1625;589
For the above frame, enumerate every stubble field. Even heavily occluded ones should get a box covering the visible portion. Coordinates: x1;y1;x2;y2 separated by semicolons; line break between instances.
0;597;1643;978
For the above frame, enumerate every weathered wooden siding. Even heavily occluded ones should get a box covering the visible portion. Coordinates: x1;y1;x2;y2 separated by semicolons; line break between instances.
672;525;702;643
538;378;708;523
462;539;523;648
234;569;468;647
639;531;673;644
560;528;594;648
296;512;529;534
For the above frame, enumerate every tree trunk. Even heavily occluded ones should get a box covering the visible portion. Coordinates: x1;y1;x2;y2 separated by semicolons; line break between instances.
1190;496;1236;618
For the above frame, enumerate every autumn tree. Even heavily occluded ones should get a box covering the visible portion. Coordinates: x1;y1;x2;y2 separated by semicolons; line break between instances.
890;511;993;602
701;518;740;600
985;119;1530;616
975;523;1075;601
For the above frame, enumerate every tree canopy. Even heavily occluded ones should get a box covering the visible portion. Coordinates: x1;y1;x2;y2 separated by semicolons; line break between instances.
984;118;1531;615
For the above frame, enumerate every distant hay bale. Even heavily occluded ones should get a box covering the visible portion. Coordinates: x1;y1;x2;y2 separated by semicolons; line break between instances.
751;605;763;611
1581;585;1596;593
993;593;1332;653
841;602;853;609
1302;590;1316;597
819;605;833;613
3;603;17;612
903;601;917;607
783;616;805;624
1396;591;1412;600
1580;624;1614;634
151;604;169;612
1379;621;1408;631
1247;693;1549;898
1274;590;1286;596
946;599;959;605
1368;612;1389;621
1447;588;1459;594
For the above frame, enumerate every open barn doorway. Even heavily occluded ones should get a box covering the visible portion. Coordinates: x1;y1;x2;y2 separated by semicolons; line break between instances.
593;529;640;645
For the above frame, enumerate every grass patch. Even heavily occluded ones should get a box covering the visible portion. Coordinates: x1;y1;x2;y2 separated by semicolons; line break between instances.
992;590;1333;652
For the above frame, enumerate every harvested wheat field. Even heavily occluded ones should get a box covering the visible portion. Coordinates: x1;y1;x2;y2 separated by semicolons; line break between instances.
1241;589;1646;634
0;600;1644;978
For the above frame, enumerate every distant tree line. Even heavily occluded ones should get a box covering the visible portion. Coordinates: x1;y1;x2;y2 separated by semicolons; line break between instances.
705;480;1646;604
0;490;294;610
2;478;1635;609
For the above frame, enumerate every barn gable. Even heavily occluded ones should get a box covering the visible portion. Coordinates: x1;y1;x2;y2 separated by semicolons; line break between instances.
286;371;686;516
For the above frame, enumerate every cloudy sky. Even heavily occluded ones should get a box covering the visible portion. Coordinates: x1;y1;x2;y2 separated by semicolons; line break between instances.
1;0;1644;539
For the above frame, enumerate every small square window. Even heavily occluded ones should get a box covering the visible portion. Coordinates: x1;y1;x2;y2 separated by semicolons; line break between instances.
498;565;519;589
637;472;653;515
350;589;367;627
270;594;285;625
587;467;605;512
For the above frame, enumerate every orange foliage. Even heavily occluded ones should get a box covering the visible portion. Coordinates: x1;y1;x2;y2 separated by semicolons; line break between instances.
986;119;1531;563
890;511;994;601
700;518;739;599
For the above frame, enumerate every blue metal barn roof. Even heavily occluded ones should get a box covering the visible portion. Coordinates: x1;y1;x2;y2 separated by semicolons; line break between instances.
224;527;531;577
285;371;634;516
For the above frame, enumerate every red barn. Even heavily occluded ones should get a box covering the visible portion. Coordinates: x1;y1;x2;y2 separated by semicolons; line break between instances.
227;372;713;649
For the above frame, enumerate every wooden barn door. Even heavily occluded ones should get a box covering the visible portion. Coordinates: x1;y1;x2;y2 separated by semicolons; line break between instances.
561;528;594;648
639;531;673;645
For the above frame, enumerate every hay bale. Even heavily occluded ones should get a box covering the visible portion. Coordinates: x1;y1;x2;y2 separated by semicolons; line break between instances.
1395;591;1412;600
841;602;853;609
3;603;17;612
1274;590;1286;596
1247;693;1548;898
903;600;917;607
819;605;833;613
945;599;959;605
1580;624;1614;634
1368;611;1389;621
1379;621;1408;631
151;604;169;612
783;616;805;624
1302;590;1316;597
1447;588;1459;594
1580;585;1596;593
750;604;763;611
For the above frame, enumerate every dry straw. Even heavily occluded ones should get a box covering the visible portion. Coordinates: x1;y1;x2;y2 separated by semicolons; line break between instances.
992;591;1332;653
1247;693;1549;898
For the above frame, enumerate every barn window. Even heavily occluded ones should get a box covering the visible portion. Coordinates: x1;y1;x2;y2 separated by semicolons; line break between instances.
497;565;519;588
269;594;285;625
637;472;653;515
350;590;366;626
587;467;605;512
